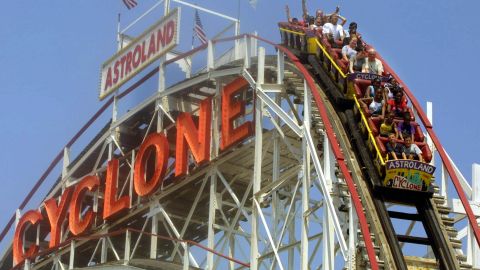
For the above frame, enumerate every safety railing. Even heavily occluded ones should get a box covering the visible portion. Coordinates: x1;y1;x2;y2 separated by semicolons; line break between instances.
11;227;250;270
353;95;386;166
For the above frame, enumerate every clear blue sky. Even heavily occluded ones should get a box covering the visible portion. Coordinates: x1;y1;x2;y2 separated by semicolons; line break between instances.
0;0;478;250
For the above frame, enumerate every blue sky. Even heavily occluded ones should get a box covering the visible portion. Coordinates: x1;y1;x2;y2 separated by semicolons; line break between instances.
0;0;478;255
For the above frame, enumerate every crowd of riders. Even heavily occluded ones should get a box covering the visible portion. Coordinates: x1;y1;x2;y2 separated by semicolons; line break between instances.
285;1;427;163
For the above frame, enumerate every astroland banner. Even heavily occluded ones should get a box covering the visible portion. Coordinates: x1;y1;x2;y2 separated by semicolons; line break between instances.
99;8;180;100
383;160;436;192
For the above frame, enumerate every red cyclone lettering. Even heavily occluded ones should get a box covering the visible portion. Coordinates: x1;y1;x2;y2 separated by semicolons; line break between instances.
69;175;100;236
175;98;212;176
221;77;253;150
103;158;130;220
134;133;169;196
45;187;73;248
13;210;43;265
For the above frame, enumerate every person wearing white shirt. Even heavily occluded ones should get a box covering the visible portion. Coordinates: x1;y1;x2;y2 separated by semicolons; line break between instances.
323;14;344;42
342;38;357;62
362;48;384;75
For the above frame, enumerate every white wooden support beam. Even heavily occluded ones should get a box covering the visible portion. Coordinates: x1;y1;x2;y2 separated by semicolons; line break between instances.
301;80;311;270
183;244;189;270
150;206;159;259
304;126;348;259
124;230;131;264
207;40;215;71
101;237;107;263
244;35;251;68
250;46;265;270
23;259;30;270
467;163;480;268
164;0;170;15
348;197;357;269
62;147;70;182
69;240;75;269
158;206;199;267
322;132;335;270
207;172;217;270
426;102;435;164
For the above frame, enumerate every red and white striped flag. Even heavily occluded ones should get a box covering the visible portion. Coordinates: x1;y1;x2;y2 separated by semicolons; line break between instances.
193;9;207;45
122;0;137;9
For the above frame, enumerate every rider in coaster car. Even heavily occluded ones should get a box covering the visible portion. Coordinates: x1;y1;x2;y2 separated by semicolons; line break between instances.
322;14;344;47
362;48;384;75
365;77;382;98
386;133;406;160
349;45;367;73
343;22;362;47
397;111;415;142
380;112;398;138
404;136;424;162
388;91;408;118
359;87;386;118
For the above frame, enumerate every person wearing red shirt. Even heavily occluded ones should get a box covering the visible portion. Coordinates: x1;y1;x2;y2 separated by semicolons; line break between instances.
388;92;408;118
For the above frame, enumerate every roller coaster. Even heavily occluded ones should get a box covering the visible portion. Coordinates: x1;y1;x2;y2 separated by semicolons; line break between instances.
0;2;479;270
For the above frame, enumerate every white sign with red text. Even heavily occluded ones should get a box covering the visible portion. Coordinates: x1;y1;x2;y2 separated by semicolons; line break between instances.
99;8;180;100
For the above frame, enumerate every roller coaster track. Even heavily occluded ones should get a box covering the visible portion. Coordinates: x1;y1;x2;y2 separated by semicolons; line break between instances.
0;31;479;270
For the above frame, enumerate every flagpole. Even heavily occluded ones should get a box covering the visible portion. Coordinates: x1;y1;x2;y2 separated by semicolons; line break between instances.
191;9;196;49
237;0;241;22
117;13;122;51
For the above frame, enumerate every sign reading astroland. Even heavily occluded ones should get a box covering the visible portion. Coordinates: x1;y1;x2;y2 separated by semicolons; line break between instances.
383;160;436;192
99;8;180;100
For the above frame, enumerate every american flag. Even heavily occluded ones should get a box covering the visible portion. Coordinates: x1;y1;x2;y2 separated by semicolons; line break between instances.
122;0;137;9
193;9;207;45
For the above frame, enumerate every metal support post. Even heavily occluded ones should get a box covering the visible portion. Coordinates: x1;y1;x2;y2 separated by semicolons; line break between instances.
426;102;435;165
229;234;235;270
322;132;336;270
101;237;108;263
211;79;221;159
277;50;284;85
207;40;215;71
183;244;189;270
23;259;30;270
164;0;170;15
207;172;217;270
348;197;357;269
62;147;70;182
271;92;281;270
301;80;311;269
250;46;265;270
150;208;159;259
467;164;480;268
244;35;251;68
234;21;240;60
69;241;75;269
124;230;131;264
